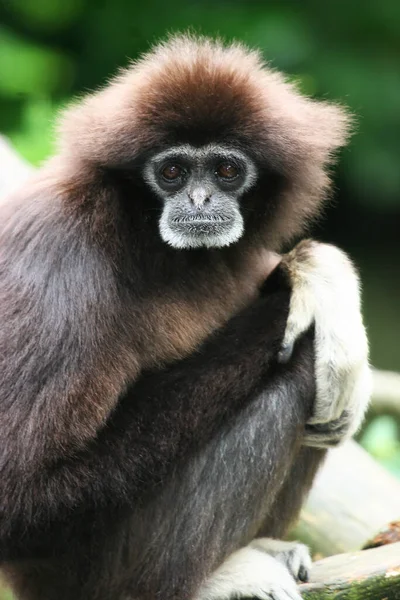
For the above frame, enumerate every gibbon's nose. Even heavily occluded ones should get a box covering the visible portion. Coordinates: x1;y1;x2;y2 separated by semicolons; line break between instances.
188;187;211;209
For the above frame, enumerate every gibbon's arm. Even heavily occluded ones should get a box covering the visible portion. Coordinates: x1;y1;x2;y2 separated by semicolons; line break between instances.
278;241;371;447
0;203;316;561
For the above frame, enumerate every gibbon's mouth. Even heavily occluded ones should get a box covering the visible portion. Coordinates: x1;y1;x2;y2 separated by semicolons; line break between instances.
171;214;232;224
170;215;234;234
171;216;233;234
160;209;244;248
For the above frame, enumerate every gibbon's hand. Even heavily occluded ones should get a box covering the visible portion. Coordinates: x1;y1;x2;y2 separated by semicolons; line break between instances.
278;240;372;448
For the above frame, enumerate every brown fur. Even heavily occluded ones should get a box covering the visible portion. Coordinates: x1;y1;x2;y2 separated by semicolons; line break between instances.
0;34;351;600
58;34;351;248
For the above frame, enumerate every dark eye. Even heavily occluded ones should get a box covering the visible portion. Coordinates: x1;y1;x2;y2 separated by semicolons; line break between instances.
216;163;239;180
161;164;183;181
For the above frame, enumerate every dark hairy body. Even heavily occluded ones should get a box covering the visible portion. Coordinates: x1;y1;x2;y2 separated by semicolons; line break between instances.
0;35;369;600
1;176;319;598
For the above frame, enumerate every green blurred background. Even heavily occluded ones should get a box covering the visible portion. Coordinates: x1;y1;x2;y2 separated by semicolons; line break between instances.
0;1;399;593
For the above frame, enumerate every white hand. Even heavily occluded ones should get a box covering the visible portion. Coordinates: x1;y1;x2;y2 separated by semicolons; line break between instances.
280;241;371;447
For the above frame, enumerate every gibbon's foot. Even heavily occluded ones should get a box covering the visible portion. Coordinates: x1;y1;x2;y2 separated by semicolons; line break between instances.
195;546;303;600
249;539;311;583
279;240;371;448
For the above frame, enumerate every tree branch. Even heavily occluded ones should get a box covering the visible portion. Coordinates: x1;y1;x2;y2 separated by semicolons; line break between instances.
300;542;400;599
290;440;400;556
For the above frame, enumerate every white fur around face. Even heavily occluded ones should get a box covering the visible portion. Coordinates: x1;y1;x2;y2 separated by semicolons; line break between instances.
143;143;257;250
281;241;372;447
158;200;244;249
194;545;302;600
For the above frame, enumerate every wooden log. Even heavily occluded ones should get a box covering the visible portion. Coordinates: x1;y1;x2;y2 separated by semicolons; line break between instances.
290;440;400;557
299;542;400;599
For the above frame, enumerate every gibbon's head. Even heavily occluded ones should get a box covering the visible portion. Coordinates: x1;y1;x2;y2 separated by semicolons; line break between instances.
59;35;352;251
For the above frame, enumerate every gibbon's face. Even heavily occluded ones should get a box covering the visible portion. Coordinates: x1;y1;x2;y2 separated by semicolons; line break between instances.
143;143;258;249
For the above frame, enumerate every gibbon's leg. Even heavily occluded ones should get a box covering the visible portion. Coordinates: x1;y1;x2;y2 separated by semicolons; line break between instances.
3;332;316;600
116;333;316;600
256;446;326;540
200;449;325;600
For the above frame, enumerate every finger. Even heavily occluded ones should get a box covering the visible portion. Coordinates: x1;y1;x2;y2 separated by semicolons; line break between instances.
277;342;294;364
